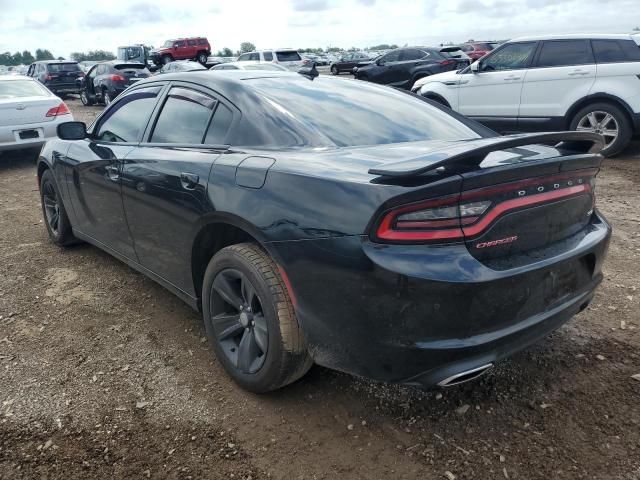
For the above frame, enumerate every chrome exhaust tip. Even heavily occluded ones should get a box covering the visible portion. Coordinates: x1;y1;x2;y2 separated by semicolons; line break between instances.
437;363;494;387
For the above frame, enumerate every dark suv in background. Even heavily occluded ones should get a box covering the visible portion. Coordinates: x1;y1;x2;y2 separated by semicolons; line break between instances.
27;61;84;96
353;47;462;89
150;37;211;65
77;61;151;106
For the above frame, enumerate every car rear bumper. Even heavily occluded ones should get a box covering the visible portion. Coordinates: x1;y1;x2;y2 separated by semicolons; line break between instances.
0;115;72;152
269;210;611;388
46;82;80;94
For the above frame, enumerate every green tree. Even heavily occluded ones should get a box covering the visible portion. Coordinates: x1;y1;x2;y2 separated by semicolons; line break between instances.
326;47;341;53
0;51;13;66
11;52;23;65
70;50;116;62
239;42;256;54
21;50;35;64
217;47;234;57
35;49;55;61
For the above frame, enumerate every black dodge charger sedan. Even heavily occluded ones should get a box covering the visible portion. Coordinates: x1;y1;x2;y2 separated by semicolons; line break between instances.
37;71;611;392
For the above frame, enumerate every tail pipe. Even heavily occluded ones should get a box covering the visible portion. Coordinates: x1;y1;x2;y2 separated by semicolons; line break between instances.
437;363;493;387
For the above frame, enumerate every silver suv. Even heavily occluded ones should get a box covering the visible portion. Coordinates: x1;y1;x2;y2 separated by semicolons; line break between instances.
236;49;303;71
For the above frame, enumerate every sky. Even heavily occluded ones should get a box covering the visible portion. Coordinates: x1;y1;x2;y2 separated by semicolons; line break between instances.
0;0;638;58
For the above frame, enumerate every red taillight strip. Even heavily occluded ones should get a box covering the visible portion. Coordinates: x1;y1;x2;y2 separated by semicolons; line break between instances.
462;184;590;237
377;223;463;241
396;216;477;229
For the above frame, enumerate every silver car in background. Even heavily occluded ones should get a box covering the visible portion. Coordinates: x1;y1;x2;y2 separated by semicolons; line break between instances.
0;75;73;154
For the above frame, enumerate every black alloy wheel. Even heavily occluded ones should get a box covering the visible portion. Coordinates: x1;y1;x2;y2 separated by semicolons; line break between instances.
42;180;61;236
210;268;269;374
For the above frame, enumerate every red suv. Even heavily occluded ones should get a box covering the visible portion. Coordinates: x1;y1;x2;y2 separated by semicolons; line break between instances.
460;42;500;61
150;37;211;65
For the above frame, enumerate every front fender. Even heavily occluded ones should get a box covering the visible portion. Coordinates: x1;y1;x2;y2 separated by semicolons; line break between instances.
419;82;459;110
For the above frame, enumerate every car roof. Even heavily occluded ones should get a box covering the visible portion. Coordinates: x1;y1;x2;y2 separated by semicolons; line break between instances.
0;75;38;81
510;33;638;42
33;60;77;64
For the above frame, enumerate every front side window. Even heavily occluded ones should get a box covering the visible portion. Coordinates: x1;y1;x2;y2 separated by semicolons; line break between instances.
381;51;400;63
95;87;161;142
248;52;260;61
237;53;250;61
482;42;536;71
187;40;196;46
175;41;185;48
537;40;594;67
151;87;216;144
263;51;273;61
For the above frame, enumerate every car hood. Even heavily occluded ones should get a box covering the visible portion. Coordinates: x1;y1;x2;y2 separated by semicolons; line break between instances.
412;69;462;91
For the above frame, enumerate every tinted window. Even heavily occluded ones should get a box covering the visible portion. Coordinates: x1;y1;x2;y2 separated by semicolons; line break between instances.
248;53;260;61
175;41;185;47
237;54;250;61
592;40;627;63
537;40;593;67
619;39;640;61
246;77;481;147
95;87;160;142
482;42;536;71
197;39;207;45
382;50;401;62
263;51;273;61
151;88;215;144
275;51;302;62
205;103;233;144
48;63;81;73
401;49;426;61
187;40;196;46
460;45;473;52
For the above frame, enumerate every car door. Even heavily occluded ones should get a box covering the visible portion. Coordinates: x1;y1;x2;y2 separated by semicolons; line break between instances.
187;39;197;58
372;50;401;84
174;40;187;59
121;84;236;294
457;41;537;129
519;40;597;125
86;65;99;96
64;85;163;260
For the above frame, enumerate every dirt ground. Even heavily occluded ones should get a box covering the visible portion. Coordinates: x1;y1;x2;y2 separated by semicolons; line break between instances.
0;99;639;480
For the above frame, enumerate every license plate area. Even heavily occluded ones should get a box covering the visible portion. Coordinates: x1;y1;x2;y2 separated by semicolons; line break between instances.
19;129;40;140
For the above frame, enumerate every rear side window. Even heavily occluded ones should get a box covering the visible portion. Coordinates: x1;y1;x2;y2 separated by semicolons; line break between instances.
401;49;427;61
618;39;640;61
592;40;627;63
187;40;196;46
248;52;260;61
151;87;215;144
275;51;301;62
263;51;273;61
205;103;233;144
197;38;208;45
237;54;250;61
95;87;161;142
537;40;594;67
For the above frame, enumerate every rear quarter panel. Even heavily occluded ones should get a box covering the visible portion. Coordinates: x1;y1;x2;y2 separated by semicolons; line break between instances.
591;62;640;113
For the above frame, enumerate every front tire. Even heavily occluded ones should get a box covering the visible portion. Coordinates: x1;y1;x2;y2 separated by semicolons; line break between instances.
570;102;632;157
202;243;312;393
80;90;93;106
330;65;338;75
162;55;173;65
103;89;112;106
40;169;77;247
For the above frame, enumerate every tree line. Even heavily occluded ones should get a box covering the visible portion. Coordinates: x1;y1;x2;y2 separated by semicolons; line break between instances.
0;49;59;66
212;42;400;57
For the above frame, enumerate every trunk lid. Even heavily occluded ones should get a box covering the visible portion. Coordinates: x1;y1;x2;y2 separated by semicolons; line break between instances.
45;63;83;85
0;96;62;126
114;64;150;86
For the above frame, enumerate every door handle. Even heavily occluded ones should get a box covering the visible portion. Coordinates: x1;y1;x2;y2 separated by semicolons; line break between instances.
568;71;589;76
180;172;199;190
503;75;521;81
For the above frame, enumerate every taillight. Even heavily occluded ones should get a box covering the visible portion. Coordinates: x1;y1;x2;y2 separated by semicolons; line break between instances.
440;59;456;67
110;74;126;82
372;169;597;243
45;102;71;117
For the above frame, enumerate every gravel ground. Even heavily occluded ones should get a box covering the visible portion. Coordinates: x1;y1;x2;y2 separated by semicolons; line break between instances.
0;99;639;480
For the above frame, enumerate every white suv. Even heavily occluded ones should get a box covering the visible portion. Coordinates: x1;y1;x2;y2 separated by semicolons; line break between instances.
413;34;640;156
236;49;303;71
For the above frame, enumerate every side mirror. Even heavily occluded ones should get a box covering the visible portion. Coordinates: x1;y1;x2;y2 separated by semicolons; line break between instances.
57;122;87;140
470;61;480;73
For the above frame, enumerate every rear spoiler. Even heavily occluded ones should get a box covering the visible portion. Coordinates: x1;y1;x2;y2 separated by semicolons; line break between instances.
368;132;604;178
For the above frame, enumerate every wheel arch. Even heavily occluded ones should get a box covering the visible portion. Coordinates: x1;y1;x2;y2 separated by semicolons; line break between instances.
422;92;452;109
36;160;51;186
190;214;274;301
565;93;637;130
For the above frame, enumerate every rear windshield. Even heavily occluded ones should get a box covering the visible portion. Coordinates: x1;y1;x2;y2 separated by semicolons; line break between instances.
0;80;49;99
247;77;480;147
275;51;302;62
47;63;80;72
242;64;287;71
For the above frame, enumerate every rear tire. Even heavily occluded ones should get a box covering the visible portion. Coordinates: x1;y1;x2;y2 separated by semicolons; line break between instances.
331;65;338;75
197;52;208;65
40;169;78;247
103;88;112;106
569;102;632;157
202;243;313;393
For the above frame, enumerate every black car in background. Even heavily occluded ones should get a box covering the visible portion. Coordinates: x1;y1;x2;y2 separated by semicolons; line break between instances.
39;71;610;393
353;47;464;89
330;51;371;75
78;61;151;106
156;60;207;75
27;60;84;96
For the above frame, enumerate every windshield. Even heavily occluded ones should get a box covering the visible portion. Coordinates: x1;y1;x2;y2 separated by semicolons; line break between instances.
247;77;480;147
0;80;49;98
48;63;80;72
163;40;173;48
